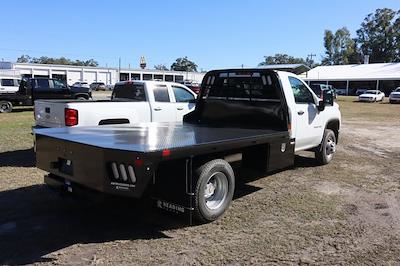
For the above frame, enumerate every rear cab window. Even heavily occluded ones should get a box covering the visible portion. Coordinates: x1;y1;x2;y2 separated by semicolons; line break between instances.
112;82;146;101
202;71;280;101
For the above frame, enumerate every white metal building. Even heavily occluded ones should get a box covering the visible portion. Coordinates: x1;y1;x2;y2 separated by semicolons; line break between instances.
0;62;206;86
303;63;400;95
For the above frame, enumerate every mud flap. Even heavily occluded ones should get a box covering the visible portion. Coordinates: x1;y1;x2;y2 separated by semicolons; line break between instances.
151;157;195;225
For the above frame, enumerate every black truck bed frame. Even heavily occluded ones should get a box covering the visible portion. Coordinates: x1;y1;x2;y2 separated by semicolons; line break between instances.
35;122;294;220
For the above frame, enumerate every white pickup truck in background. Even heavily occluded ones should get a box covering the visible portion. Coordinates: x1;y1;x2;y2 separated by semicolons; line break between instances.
34;81;197;127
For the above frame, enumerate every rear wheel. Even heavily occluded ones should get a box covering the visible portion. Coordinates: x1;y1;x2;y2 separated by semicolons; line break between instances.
76;96;87;100
315;129;336;165
194;159;235;223
0;101;13;113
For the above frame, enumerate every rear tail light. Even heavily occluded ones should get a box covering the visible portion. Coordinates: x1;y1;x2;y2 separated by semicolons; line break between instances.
65;108;78;126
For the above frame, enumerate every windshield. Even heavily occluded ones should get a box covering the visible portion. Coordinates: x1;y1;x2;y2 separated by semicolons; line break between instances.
395;88;400;92
112;83;146;101
365;90;378;94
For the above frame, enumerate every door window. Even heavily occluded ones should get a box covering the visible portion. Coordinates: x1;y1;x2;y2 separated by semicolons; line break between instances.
288;77;314;104
172;86;195;102
35;79;51;90
53;79;66;89
153;85;170;102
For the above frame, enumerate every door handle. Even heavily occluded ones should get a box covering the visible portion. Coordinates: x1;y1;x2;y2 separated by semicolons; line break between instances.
177;107;184;110
154;107;162;111
297;111;304;115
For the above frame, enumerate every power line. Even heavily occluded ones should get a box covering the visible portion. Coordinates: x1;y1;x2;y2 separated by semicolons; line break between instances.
0;47;119;60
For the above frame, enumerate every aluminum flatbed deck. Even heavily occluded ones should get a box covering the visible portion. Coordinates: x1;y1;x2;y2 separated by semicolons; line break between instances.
34;122;289;154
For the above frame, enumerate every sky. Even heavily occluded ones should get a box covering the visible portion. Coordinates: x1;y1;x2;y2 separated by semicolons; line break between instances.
1;0;399;70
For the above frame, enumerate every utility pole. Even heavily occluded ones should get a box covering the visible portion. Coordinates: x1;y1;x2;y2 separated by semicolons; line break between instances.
118;57;121;82
307;53;316;65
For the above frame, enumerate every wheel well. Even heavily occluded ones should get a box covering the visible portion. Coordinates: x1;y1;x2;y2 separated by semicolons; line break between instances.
75;94;88;99
326;120;340;142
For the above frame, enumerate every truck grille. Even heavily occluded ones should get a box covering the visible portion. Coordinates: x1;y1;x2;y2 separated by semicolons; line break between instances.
110;162;136;184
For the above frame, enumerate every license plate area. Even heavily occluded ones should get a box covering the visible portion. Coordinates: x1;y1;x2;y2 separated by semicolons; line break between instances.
55;157;73;176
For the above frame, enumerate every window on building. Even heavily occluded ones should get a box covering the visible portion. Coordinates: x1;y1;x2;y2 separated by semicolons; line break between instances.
348;80;377;95
131;73;141;80
153;85;170;102
288;76;314;104
35;75;49;79
52;74;67;81
143;74;153;80
174;75;184;83
120;73;129;81
172;86;195;102
165;75;173;82
154;74;163;81
379;80;400;96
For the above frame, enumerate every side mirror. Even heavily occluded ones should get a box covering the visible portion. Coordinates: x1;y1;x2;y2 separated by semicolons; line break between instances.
322;89;334;105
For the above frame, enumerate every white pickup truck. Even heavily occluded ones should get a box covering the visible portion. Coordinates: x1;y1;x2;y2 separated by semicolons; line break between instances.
34;81;197;127
35;68;341;223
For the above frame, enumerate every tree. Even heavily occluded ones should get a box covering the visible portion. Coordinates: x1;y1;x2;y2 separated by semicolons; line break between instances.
15;55;99;67
321;27;360;65
170;57;198;72
154;64;168;70
17;55;31;63
258;53;306;66
356;8;400;63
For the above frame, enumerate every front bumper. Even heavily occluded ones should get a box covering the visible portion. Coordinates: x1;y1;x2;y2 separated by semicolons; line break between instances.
389;97;400;103
358;97;376;102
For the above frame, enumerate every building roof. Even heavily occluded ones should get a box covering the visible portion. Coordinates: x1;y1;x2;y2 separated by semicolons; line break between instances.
304;63;400;81
258;64;310;74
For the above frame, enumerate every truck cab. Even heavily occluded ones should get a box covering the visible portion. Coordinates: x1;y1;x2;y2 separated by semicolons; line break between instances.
0;78;91;113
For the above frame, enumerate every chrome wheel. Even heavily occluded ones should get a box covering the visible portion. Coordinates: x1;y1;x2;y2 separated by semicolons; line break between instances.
203;172;228;210
325;136;336;160
0;102;11;113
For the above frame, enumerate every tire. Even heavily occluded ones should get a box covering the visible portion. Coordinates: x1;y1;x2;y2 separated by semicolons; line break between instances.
76;96;87;100
0;101;13;113
315;129;336;165
194;159;235;223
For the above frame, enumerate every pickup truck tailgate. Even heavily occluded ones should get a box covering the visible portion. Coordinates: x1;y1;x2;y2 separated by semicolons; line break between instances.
35;100;67;127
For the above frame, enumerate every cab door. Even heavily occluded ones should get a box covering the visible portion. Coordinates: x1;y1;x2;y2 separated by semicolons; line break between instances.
149;84;177;122
288;76;324;151
170;85;196;121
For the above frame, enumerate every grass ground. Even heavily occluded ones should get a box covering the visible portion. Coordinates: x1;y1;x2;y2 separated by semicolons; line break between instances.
0;98;399;265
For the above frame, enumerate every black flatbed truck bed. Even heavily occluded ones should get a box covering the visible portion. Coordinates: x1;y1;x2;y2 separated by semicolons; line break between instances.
35;123;293;219
35;68;297;223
